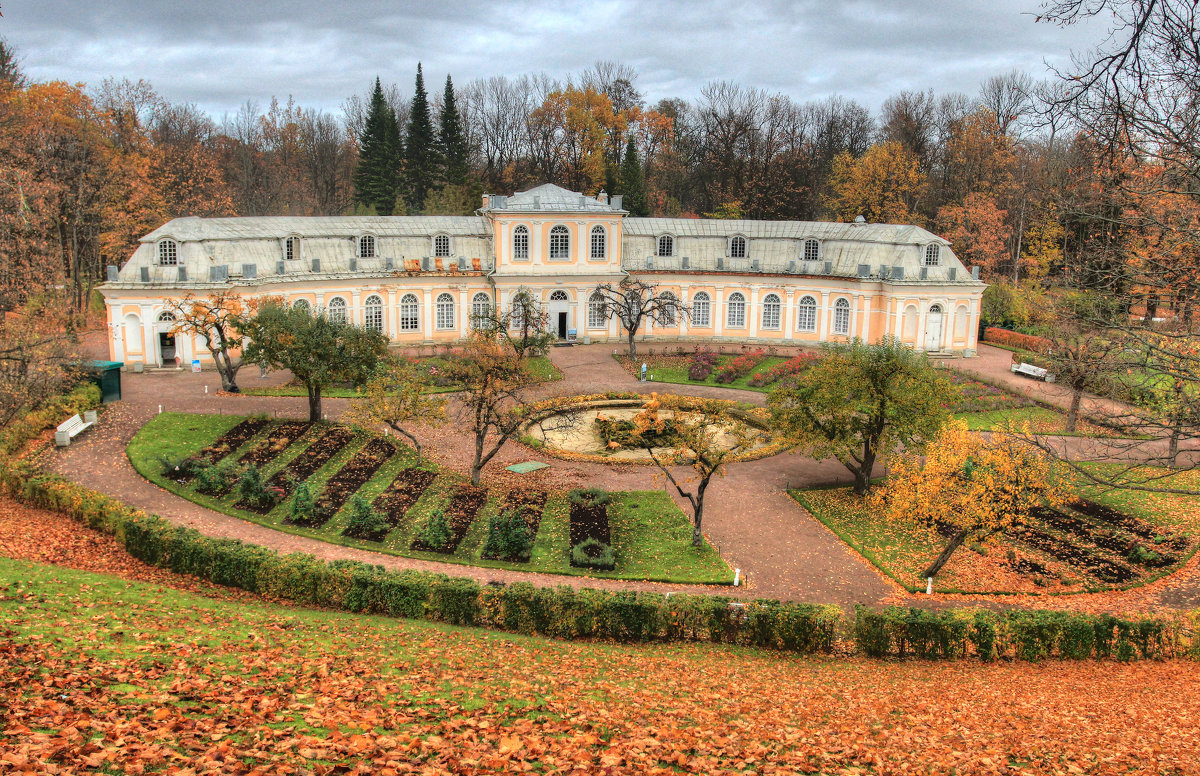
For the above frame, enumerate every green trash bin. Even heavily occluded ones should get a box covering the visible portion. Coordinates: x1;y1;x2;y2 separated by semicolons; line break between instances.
83;360;124;403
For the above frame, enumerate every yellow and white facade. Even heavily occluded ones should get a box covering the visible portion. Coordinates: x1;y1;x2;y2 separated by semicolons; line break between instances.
100;183;986;367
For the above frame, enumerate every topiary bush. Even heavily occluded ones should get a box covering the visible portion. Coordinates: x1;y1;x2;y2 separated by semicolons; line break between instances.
235;465;280;509
568;487;611;510
571;537;615;571
482;507;535;562
415;508;452;551
342;494;391;542
194;460;239;496
289;482;315;523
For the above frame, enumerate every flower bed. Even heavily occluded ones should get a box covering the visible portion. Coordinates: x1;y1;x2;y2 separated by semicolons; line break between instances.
688;350;719;381
265;425;356;497
239;421;311;469
942;370;1033;413
411;484;489;554
372;468;438;526
178;418;269;480
747;353;817;388
713;351;765;383
568;489;613;570
290;438;395;528
983;327;1051;353
481;489;548;563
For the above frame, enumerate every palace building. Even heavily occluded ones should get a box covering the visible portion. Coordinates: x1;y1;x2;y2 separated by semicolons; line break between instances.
99;183;986;367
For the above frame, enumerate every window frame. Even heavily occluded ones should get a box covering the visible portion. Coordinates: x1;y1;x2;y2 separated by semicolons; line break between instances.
399;293;420;332
157;239;178;266
548;225;570;261
726;291;747;328
589;225;607;260
833;297;851;335
761;293;782;330
363;294;384;332
587;292;607;329
729;235;747;259
924;244;941;266
358;234;376;259
292;298;312;313
656;234;675;258
656;292;678;326
433;234;452;258
691;292;711;328
471;292;492;330
796;295;817;332
803;238;820;263
435;292;455;331
326;296;348;325
512;225;530;261
284;235;301;262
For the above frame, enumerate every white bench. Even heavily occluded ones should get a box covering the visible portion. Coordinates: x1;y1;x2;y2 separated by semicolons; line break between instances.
55;411;98;447
1011;362;1055;383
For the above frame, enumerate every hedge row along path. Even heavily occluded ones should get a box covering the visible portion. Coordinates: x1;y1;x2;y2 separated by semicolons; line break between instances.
49;342;1200;610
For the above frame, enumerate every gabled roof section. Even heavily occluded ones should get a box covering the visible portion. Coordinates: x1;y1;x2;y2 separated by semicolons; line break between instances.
623;218;946;245
141;215;488;243
484;183;626;213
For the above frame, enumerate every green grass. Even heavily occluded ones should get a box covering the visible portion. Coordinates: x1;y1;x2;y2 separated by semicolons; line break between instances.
616;354;791;393
128;412;732;585
243;356;563;397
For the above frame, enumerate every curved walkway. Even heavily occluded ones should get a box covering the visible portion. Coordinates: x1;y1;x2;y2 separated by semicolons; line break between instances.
46;342;1200;610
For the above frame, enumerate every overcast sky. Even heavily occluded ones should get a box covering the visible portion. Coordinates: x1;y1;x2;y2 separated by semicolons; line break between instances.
2;0;1108;120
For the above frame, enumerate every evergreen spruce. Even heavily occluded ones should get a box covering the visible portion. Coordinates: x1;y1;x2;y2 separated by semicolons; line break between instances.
352;78;401;215
618;137;649;216
439;75;469;186
403;64;441;213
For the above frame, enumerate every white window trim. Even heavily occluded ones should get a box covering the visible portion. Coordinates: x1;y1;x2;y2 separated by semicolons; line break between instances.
399;293;420;332
924;243;941;266
157;239;178;266
512;225;530;261
587;293;607;329
363;295;384;332
326;296;348;324
803;238;820;263
358;234;377;258
471;292;492;329
435;293;456;330
589;225;607;261
433;233;452;258
656;234;675;258
761;293;782;330
691;292;711;328
726;292;747;328
728;235;748;259
796;295;817;332
833;297;852;336
548;224;571;261
284;235;302;262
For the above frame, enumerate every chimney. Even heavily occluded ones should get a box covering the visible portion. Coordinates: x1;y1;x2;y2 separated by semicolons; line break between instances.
597;190;609;205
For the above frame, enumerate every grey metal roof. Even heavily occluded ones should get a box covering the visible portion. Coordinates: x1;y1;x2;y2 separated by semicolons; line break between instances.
486;183;624;213
142;215;487;243
623;218;943;245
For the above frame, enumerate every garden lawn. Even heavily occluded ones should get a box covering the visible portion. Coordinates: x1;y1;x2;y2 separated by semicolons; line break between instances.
6;557;1199;775
614;353;791;393
127;412;731;584
242;355;562;397
792;467;1200;595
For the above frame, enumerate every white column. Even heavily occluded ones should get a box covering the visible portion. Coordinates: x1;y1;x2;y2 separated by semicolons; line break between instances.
423;289;434;340
917;302;928;350
967;298;980;352
351;290;362;326
679;284;690;338
575;288;587;337
714;286;725;337
749;287;760;338
817;292;829;342
458;286;470;338
943;302;954;350
860;295;872;343
783;289;794;341
140;305;157;366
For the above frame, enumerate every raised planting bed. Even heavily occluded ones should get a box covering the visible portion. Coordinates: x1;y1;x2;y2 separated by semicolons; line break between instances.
372;468;438;526
569;490;614;571
289;438;396;528
176;418;269;481
265;426;356;497
1030;506;1179;569
239;421;312;469
1007;524;1138;584
411;483;489;554
481;489;549;563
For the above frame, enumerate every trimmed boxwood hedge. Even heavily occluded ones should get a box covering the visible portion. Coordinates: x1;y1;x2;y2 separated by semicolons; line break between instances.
3;385;1199;660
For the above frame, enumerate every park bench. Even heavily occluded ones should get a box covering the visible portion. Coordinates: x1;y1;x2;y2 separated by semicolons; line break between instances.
55;411;98;447
1010;362;1055;383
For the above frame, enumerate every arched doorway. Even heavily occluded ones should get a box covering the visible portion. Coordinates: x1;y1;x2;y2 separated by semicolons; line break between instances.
548;290;571;339
924;304;944;351
156;311;178;366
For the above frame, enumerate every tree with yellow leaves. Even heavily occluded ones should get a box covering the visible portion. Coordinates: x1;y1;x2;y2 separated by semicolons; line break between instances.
873;418;1066;579
165;290;252;393
346;357;446;462
827;141;925;224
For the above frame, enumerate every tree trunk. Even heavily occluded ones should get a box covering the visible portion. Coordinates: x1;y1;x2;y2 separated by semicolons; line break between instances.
390;423;423;462
471;430;485;486
852;446;876;495
627;329;637;358
923;530;969;579
1065;387;1083;433
692;478;710;548
218;353;240;393
307;385;322;422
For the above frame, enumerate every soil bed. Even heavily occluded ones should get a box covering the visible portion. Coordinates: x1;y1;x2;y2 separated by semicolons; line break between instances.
481;489;549;563
240;421;311;469
291;438;395;528
411;484;488;554
372;468;438;526
266;426;356;496
178;418;269;480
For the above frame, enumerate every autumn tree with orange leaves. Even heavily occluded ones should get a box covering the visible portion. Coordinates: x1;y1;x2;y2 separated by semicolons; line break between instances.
165;290;254;393
827;141;925;224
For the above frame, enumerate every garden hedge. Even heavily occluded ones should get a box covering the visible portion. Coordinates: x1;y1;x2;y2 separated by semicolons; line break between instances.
3;386;1198;660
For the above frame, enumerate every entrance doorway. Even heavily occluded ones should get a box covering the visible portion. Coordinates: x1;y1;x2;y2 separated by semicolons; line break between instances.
557;312;568;338
159;332;177;364
924;304;944;351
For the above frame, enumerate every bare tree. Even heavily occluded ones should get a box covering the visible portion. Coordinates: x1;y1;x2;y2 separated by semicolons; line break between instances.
591;277;689;358
978;69;1034;136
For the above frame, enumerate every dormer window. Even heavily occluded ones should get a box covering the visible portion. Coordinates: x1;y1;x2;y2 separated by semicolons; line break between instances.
549;225;570;260
158;239;178;266
924;244;941;266
433;234;451;257
803;238;820;262
285;236;301;261
358;235;376;258
657;235;674;257
729;235;747;259
513;225;530;260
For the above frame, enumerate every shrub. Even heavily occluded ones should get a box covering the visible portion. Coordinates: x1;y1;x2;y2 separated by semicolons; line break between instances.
747;354;817;388
156;453;202;480
568;487;611;509
235;465;279;509
194;460;239;496
482;507;534;562
415;508;452;550
713;352;764;384
571;537;615;570
342;494;391;541
289;482;315;523
983;327;1051;353
687;350;719;381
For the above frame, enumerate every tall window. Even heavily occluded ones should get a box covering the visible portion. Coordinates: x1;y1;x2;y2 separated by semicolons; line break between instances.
158;239;178;266
833;298;851;335
726;292;746;328
471;292;492;329
513;225;529;260
924;244;941;266
326;296;347;324
729;236;747;258
358;235;376;258
803;239;819;262
587;292;607;329
796;295;817;332
433;234;451;257
691;292;711;327
364;295;383;332
589;225;606;259
436;293;455;330
657;292;678;326
761;293;781;330
657;234;674;257
399;293;420;331
285;236;301;261
549;225;570;259
292;298;311;313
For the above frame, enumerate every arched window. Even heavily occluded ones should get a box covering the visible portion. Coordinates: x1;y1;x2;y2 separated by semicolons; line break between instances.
587;292;607;329
929;303;944;315
326;296;348;324
399;293;420;331
513;225;530;260
364;295;383;332
657;235;674;257
726;292;746;328
157;239;178;266
292;298;311;313
796;295;817;332
435;293;455;330
156;311;176;323
433;234;451;257
924;244;941;266
833;298;851;335
761;293;781;330
691;292;711;327
285;236;301;261
549;290;569;302
549;225;570;259
657;292;678;326
803;238;820;263
358;235;376;258
471;292;492;329
729;236;747;259
589;225;606;259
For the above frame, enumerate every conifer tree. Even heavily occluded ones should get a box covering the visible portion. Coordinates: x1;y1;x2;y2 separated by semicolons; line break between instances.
403;64;441;213
352;77;401;215
439;75;469;186
618;136;649;216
